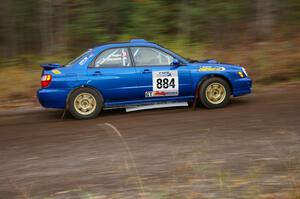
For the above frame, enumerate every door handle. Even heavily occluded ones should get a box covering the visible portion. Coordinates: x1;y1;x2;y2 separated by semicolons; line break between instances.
142;69;151;74
93;71;103;76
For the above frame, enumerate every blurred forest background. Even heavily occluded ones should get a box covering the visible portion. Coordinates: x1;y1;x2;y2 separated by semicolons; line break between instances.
0;0;299;104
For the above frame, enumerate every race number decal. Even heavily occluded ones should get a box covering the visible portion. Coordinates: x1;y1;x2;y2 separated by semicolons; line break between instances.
152;71;179;96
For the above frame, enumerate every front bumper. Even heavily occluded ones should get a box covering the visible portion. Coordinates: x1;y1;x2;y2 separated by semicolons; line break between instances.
37;88;69;109
232;77;252;97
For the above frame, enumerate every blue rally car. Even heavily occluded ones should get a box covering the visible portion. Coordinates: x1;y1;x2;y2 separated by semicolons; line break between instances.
37;39;252;119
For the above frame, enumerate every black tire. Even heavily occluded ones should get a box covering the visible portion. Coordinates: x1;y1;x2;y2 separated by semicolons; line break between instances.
199;77;231;109
68;87;103;120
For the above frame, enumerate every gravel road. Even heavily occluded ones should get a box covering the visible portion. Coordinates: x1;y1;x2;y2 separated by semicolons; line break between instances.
0;84;300;199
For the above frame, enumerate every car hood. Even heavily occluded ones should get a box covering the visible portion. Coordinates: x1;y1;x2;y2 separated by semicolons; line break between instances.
190;59;242;70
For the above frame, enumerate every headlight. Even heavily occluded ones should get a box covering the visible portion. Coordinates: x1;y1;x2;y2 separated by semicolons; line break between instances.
242;67;248;77
238;71;244;78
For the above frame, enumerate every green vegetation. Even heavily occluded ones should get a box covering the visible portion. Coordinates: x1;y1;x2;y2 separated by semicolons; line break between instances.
1;0;299;58
0;0;299;102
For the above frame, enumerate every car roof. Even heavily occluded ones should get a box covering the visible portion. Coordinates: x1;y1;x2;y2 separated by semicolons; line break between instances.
93;39;160;51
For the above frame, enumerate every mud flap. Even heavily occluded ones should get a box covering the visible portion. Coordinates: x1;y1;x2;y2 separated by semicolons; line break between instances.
192;85;200;109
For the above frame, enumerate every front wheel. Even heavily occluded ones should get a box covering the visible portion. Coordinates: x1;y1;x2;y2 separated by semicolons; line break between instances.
199;77;231;109
68;88;103;119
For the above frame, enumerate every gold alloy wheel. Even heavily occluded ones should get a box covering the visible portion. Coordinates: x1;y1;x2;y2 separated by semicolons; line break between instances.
74;93;97;115
205;82;226;104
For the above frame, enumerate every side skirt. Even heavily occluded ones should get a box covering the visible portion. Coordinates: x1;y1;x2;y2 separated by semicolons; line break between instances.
103;96;194;108
125;102;188;112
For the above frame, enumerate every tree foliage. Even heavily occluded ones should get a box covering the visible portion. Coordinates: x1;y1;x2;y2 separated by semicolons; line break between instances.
0;0;299;59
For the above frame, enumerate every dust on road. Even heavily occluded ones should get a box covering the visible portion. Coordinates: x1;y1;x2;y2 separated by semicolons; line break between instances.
0;84;300;199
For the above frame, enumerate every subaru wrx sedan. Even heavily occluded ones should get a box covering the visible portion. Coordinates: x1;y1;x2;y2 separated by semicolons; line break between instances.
37;39;252;119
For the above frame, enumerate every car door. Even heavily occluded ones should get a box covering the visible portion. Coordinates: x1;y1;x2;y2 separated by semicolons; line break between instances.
130;47;192;100
87;47;139;102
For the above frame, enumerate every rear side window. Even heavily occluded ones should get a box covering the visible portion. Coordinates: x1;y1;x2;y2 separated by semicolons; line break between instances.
93;48;131;68
130;47;174;66
65;49;92;67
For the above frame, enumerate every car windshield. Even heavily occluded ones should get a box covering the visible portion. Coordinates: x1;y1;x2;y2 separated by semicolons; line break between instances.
153;44;187;61
65;49;92;67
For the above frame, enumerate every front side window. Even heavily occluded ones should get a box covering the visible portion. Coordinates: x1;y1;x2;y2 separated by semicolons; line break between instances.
94;48;131;68
131;47;174;66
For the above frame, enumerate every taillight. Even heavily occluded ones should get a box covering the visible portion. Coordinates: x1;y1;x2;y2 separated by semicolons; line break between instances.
41;74;52;88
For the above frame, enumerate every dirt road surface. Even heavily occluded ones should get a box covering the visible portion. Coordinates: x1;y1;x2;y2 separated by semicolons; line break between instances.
1;84;300;199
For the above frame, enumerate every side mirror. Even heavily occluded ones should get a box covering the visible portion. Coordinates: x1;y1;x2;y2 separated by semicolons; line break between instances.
172;59;180;67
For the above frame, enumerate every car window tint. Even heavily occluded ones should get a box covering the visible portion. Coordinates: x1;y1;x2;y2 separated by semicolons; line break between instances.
94;48;131;68
131;47;174;66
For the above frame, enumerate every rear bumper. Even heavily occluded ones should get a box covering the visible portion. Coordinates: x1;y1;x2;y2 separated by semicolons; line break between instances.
37;88;69;109
232;77;252;97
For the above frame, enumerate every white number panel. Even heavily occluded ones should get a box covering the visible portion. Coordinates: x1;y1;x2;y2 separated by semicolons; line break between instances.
148;70;179;97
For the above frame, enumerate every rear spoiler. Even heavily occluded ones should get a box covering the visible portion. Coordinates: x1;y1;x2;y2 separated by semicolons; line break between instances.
40;63;63;70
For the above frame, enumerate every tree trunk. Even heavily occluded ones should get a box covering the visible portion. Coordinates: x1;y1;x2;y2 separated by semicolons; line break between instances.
178;0;191;43
255;0;275;40
40;0;54;55
0;0;18;58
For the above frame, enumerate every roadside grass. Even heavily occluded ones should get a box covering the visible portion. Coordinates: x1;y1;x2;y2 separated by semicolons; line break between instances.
0;53;72;109
0;66;39;100
0;37;299;108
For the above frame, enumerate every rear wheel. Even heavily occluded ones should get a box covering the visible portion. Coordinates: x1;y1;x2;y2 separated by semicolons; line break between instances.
68;88;103;119
199;77;231;109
